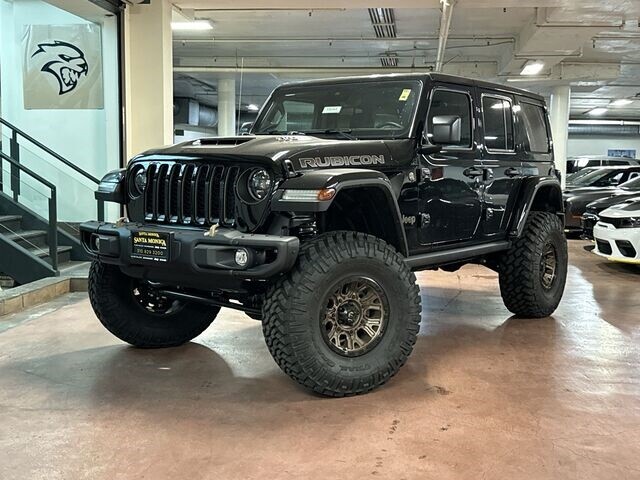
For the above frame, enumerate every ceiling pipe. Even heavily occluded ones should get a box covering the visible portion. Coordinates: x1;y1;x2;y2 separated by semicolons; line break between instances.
434;0;457;72
173;35;515;44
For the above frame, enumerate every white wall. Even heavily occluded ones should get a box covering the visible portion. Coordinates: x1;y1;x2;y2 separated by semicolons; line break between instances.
0;0;120;222
568;136;640;158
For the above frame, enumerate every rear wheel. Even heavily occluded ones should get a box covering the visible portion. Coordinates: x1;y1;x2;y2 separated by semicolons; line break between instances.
498;212;567;318
262;231;421;397
88;261;219;347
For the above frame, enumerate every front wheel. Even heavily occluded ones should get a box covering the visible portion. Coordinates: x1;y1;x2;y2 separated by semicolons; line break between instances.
262;232;421;397
498;212;568;318
88;261;219;347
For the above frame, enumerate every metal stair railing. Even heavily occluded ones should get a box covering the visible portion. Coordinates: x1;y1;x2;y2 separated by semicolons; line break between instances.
0;151;58;271
0;116;104;221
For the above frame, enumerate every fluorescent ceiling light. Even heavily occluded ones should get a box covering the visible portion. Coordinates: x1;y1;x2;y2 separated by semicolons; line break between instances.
587;107;608;116
610;99;633;107
171;20;213;31
247;104;260;111
520;61;545;76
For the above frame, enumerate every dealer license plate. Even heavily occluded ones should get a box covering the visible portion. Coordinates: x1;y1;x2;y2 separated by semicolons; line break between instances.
131;230;171;263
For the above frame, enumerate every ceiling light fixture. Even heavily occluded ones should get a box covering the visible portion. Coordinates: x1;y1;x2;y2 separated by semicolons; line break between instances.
587;107;608;116
171;20;214;31
520;61;545;76
610;99;633;107
247;104;260;111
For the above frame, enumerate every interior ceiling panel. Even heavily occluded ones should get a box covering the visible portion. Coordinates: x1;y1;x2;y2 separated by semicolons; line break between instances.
170;1;640;119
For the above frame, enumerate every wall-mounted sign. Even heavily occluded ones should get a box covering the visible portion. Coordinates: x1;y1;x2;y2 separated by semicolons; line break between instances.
22;24;104;110
608;149;637;159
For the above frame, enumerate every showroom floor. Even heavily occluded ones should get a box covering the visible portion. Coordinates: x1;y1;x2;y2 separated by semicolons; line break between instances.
0;240;638;480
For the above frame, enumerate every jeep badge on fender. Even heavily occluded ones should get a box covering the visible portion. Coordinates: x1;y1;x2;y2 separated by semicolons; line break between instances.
81;73;567;397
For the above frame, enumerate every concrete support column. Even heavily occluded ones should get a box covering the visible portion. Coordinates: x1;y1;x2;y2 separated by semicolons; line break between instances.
123;0;173;159
217;77;236;136
550;85;571;188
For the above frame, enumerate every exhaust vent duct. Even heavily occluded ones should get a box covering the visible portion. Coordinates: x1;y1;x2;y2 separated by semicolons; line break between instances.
174;97;217;127
368;8;396;38
569;124;640;136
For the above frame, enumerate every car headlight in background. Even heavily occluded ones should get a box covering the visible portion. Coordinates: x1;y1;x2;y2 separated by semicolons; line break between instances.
248;168;272;200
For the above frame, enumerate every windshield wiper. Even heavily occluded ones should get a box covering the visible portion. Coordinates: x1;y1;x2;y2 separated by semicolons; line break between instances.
302;129;357;140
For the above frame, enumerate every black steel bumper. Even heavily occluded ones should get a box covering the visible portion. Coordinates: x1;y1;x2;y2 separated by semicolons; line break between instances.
79;221;300;290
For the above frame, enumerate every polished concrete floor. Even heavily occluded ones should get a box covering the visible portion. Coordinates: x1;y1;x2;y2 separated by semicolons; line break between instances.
1;240;639;479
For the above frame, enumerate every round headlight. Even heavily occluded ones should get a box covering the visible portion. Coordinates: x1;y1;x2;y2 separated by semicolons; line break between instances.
133;167;147;194
248;169;272;201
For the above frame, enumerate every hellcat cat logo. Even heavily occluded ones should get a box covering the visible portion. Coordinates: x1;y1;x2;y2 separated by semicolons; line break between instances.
32;41;89;95
299;155;385;168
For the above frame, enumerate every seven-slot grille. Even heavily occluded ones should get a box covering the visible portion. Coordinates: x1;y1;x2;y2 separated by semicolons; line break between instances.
143;162;240;227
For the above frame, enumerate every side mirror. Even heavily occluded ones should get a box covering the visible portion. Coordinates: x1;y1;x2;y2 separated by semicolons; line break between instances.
430;115;462;145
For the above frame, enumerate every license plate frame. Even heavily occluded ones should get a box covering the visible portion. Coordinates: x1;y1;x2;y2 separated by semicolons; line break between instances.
131;230;172;263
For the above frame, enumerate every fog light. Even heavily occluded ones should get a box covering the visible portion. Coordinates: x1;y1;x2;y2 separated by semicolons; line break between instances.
235;248;249;267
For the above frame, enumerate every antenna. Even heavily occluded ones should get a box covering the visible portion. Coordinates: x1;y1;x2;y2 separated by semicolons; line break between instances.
236;57;244;135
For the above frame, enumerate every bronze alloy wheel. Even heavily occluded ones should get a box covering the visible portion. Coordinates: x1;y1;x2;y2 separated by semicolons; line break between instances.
320;276;389;357
539;242;558;290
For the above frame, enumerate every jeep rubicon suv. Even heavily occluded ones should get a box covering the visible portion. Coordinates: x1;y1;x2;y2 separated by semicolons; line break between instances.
81;73;567;397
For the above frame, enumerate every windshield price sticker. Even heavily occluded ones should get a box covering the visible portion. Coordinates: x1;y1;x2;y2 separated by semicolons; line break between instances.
322;105;342;114
399;89;412;101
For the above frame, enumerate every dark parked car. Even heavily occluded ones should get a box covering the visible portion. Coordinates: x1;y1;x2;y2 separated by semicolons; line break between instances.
566;166;601;184
581;176;640;238
564;166;640;232
567;155;638;174
81;73;567;397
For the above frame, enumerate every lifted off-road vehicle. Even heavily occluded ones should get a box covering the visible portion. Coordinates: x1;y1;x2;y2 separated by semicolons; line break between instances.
81;73;567;397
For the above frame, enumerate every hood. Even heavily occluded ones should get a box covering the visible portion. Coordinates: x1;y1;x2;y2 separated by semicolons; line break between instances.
586;190;640;212
136;135;415;172
600;197;640;218
564;186;617;195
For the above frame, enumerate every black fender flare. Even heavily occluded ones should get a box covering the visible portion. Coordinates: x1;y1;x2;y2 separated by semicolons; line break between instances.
271;168;409;256
509;176;564;238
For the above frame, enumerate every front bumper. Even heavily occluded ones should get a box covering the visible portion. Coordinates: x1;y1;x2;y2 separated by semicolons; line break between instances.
593;222;640;264
80;221;300;290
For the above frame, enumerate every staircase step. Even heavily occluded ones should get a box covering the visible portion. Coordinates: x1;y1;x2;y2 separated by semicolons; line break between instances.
4;230;48;249
30;245;73;265
0;215;23;233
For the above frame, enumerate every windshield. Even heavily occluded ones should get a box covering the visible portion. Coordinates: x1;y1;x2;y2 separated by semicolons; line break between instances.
252;80;422;139
566;168;598;183
620;176;640;190
570;169;626;187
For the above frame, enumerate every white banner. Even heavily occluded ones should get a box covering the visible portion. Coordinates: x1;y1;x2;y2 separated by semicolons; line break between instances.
22;24;104;110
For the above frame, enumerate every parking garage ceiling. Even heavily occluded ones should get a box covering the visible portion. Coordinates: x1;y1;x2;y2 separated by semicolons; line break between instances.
170;0;640;119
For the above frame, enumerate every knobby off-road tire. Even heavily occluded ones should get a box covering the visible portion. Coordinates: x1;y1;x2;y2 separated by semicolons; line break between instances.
88;261;219;347
498;212;568;318
262;231;421;397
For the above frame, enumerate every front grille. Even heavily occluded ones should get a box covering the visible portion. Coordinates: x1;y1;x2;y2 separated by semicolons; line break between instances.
596;239;612;255
143;162;240;227
599;216;624;229
616;240;637;258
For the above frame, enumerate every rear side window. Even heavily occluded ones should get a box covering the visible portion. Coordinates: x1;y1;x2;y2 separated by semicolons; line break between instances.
482;95;514;151
520;102;550;153
607;160;629;166
427;89;473;148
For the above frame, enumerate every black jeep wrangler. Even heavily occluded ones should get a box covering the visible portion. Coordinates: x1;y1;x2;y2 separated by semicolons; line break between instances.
81;73;567;397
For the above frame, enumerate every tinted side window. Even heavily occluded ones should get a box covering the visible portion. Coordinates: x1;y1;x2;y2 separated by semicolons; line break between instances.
482;96;514;151
520;102;550;153
427;90;472;148
607;160;628;166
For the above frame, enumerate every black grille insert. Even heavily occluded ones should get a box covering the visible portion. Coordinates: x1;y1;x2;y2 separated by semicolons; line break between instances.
596;239;612;255
143;162;241;227
616;240;637;258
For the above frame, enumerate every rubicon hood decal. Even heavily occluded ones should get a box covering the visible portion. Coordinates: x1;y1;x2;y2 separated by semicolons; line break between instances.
299;155;385;168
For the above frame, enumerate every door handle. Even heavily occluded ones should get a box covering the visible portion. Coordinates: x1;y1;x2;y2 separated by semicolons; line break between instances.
504;167;522;178
463;166;483;178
